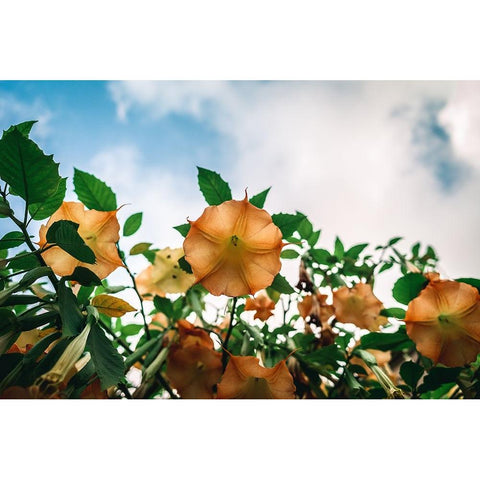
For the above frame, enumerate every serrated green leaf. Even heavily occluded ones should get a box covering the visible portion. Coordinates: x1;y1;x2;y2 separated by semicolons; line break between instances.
28;177;67;220
0;127;61;204
46;220;96;264
271;212;306;238
197;166;232;205
392;273;428;305
73;168;117;211
123;212;142;236
173;223;191;237
87;323;125;390
5;120;37;137
269;273;294;294
249;187;271;209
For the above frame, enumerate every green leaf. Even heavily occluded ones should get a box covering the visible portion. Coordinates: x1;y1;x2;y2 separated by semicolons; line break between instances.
5;120;37;137
269;273;294;294
280;249;300;259
345;243;369;260
297;217;313;240
28;177;67;220
271;212;306;238
334;237;344;260
46;220;95;264
153;295;174;319
359;326;414;352
418;366;462;394
178;256;193;274
307;230;321;248
0;231;25;249
380;307;406;319
392;273;428;305
129;242;152;255
173;223;191;237
63;267;102;287
87;323;125;390
6;250;41;270
122;324;144;337
400;361;424;389
302;344;346;366
455;278;480;292
58;281;85;337
378;262;393;273
0;198;12;217
0;127;61;204
197;166;232;205
388;237;403;246
73;168;117;211
310;248;332;265
123;212;143;237
249;187;271;209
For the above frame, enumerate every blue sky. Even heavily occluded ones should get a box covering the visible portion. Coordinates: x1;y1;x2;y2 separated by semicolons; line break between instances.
1;81;480;300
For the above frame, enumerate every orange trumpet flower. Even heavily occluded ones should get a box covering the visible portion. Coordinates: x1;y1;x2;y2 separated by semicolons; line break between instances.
332;283;387;331
217;355;296;399
245;290;276;321
298;292;335;326
183;195;284;297
38;202;123;279
404;278;480;367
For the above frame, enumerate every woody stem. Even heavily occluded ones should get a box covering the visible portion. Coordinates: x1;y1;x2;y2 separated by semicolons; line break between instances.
222;296;238;369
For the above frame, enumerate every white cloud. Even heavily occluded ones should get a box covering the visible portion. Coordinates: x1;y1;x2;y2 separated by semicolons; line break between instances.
107;81;480;306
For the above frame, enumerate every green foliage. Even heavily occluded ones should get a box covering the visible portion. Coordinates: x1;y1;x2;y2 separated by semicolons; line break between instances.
178;256;193;274
392;273;428;305
269;273;295;294
63;267;102;286
45;220;96;263
197;166;232;205
29;177;67;220
359;326;414;351
249;187;271;209
73;168;117;211
153;295;175;319
271;212;306;237
0;126;61;204
58;281;85;337
400;361;424;389
123;212;143;236
173;223;191;237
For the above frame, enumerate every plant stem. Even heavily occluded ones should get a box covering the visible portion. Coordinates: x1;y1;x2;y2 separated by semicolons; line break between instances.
222;296;238;369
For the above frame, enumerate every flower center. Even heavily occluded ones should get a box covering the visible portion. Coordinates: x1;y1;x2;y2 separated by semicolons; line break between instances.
230;235;240;247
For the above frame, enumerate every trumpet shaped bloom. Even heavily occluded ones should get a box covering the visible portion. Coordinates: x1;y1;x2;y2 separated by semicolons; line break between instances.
38;202;123;279
332;283;387;331
245;290;276;321
217;355;295;399
404;278;480;367
136;247;195;298
298;292;335;326
183;195;284;297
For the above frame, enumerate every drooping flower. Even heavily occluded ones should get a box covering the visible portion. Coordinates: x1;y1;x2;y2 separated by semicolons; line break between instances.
404;278;480;367
136;247;195;298
298;292;335;326
217;355;296;399
7;327;58;354
332;283;387;331
245;290;276;321
183;195;284;297
38;202;123;279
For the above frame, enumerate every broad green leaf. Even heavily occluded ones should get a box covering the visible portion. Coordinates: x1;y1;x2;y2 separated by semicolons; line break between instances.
63;267;102;286
334;237;344;260
0;231;24;249
302;344;346;365
418;366;462;394
197;166;232;205
123;212;143;237
73;168;117;211
28;177;67;220
58;281;85;337
154;295;174;319
249;187;271;209
173;223;191;237
122;324;144;337
91;294;136;318
87;323;125;390
297;217;313;240
400;361;424;389
272;212;306;238
392;273;428;305
359;326;414;351
46;220;95;264
307;230;321;248
380;307;406;319
6;250;41;270
280;249;300;259
5;120;37;137
129;242;152;255
310;248;332;265
0;127;61;204
269;273;294;294
345;243;369;260
178;256;193;274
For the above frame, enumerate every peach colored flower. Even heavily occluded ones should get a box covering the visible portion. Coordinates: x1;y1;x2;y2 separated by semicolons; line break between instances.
136;247;195;298
183;195;284;297
176;319;214;349
38;202;123;279
217;355;296;399
332;283;387;331
245;290;276;321
404;278;480;367
7;328;58;354
298;293;335;326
